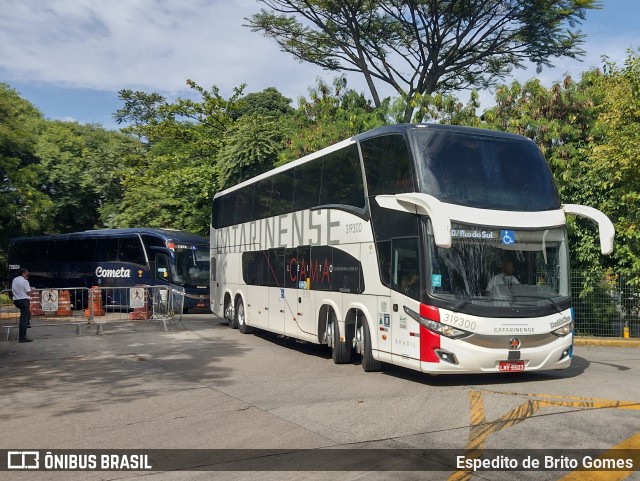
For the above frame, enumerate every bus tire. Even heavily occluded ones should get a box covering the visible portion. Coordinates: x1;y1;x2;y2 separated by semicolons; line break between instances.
328;310;352;364
361;319;382;372
228;297;238;329
224;295;235;328
237;300;254;334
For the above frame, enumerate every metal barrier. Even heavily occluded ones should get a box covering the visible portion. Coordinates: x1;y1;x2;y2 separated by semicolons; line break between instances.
571;271;640;338
3;272;638;339
1;285;184;341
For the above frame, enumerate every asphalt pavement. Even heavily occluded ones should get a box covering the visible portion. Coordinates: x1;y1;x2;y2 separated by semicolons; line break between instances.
1;315;639;481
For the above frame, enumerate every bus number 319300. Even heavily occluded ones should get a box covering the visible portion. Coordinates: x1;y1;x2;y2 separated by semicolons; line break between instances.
442;312;477;331
346;223;362;234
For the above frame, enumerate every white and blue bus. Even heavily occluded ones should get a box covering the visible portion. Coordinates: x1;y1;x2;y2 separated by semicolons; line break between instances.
210;124;614;374
8;228;210;311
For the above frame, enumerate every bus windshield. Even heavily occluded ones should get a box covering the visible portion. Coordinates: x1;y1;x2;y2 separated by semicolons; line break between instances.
172;244;210;287
413;129;561;211
426;222;570;310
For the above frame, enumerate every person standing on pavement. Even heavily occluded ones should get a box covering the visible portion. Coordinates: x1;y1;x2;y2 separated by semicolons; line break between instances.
12;268;33;342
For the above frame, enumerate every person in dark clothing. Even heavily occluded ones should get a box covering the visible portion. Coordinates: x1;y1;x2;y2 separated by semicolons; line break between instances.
12;268;33;342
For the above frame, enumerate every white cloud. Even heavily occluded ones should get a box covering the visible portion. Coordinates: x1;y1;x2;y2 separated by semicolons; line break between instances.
0;0;637;108
0;0;324;99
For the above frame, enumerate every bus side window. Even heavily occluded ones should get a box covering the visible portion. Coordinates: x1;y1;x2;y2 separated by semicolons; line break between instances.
155;254;171;281
376;241;391;287
118;236;146;266
391;238;421;301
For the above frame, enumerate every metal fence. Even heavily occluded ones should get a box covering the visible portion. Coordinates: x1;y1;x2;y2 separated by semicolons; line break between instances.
1;285;184;341
571;271;640;338
2;274;638;339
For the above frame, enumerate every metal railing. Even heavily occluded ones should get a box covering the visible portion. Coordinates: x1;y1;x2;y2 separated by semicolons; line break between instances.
1;285;184;340
2;273;638;339
571;271;640;338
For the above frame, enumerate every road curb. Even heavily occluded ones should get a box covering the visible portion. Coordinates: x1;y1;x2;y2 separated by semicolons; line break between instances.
574;337;640;348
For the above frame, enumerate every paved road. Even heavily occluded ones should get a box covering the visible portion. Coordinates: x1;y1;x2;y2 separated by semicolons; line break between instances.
1;315;639;480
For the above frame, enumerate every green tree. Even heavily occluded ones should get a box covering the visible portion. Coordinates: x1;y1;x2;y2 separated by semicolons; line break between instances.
232;87;294;119
473;52;640;281
35;121;140;232
248;0;599;122
113;81;294;234
478;74;606;273
582;51;640;280
0;84;52;237
0;84;52;283
217;114;286;189
279;77;388;163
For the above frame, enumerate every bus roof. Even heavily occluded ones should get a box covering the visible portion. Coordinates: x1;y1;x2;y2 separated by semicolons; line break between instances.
10;228;209;244
354;123;537;143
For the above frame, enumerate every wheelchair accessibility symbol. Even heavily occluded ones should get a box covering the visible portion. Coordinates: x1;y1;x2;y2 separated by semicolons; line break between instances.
501;230;515;245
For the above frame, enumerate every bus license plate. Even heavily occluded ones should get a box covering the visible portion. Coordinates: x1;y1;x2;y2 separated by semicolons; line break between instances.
499;361;525;372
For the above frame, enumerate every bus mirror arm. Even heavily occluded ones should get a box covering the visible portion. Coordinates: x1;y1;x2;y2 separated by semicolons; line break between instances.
394;193;452;248
562;204;615;255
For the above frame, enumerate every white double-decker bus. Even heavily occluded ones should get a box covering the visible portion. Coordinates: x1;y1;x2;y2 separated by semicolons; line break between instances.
210;124;614;374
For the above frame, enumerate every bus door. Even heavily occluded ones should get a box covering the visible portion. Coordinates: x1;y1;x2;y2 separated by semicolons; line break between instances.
284;246;312;339
389;239;422;362
267;248;286;334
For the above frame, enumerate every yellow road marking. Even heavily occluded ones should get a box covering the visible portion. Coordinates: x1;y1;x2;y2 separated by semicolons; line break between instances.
482;391;640;411
558;432;640;481
448;391;640;481
448;391;543;481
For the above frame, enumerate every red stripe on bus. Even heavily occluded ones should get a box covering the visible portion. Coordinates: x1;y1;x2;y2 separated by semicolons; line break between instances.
420;325;440;363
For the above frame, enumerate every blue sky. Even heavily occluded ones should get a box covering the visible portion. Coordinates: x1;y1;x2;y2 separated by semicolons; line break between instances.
1;0;638;130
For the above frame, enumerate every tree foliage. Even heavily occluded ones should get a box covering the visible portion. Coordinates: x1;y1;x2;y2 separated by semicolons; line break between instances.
278;77;388;163
439;50;640;281
111;81;250;234
0;83;51;241
0;84;138;283
35;121;138;232
248;0;599;121
582;52;640;279
3;45;640;290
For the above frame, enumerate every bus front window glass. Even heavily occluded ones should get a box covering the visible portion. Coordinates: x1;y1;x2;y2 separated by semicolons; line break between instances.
413;129;561;211
172;244;210;286
426;221;570;310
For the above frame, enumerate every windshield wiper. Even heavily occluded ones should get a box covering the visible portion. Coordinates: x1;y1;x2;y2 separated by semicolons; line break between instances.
510;294;564;313
453;296;494;310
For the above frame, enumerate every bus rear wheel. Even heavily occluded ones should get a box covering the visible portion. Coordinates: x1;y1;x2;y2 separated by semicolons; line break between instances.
327;309;352;364
236;300;254;334
225;296;238;329
360;320;382;372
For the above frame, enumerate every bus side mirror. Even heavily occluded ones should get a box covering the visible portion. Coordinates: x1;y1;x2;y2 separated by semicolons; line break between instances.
395;193;452;248
562;204;615;255
375;194;452;248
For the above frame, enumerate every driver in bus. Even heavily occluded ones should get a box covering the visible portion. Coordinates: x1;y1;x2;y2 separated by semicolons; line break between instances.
485;260;520;296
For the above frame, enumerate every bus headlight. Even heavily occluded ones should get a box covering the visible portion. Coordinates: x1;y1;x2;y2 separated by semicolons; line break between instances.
404;306;472;339
552;321;573;337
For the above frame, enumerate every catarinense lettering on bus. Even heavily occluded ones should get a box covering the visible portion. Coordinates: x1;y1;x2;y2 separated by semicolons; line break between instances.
215;210;341;252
